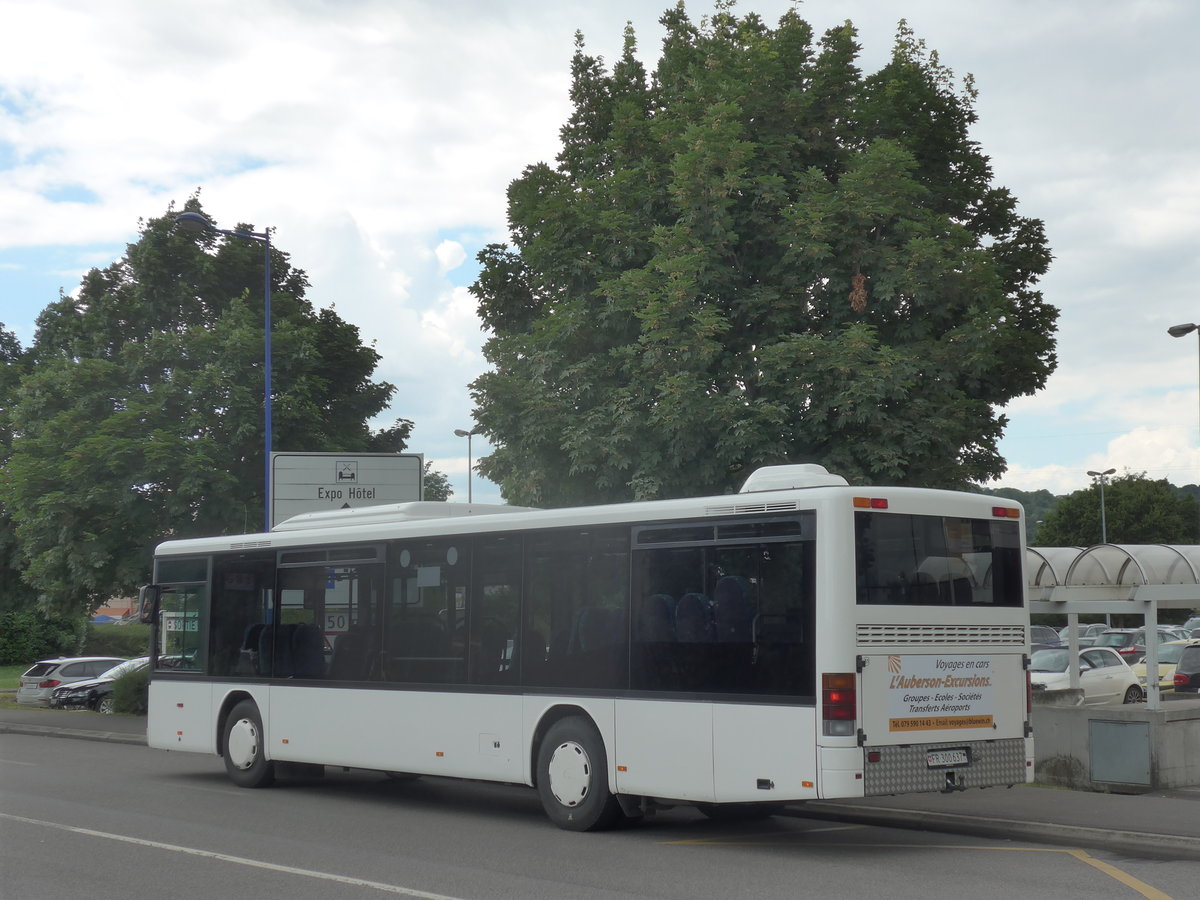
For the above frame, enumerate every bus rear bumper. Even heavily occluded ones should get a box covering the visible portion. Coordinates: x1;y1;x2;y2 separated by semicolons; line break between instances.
863;737;1028;795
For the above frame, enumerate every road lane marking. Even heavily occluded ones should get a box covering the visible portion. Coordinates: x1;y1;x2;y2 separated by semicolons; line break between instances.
664;834;1176;900
0;813;466;899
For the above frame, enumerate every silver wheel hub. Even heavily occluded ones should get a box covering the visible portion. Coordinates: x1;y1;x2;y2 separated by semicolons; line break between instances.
227;717;261;770
547;740;591;807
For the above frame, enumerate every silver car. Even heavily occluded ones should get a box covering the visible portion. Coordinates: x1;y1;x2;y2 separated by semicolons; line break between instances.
16;657;126;707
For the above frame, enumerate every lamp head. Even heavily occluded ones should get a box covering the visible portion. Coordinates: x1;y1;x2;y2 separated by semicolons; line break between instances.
1168;323;1198;338
174;211;216;233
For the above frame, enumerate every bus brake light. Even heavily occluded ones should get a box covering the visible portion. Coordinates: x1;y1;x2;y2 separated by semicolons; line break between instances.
992;506;1020;518
822;672;857;736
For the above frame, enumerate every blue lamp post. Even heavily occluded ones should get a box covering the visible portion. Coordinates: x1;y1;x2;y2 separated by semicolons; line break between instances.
175;211;273;532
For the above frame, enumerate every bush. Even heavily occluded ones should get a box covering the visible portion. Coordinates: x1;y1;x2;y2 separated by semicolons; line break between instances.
0;610;85;665
82;623;152;659
111;666;150;715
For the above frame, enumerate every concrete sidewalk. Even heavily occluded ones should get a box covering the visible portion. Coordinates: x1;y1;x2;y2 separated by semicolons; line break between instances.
3;704;1199;860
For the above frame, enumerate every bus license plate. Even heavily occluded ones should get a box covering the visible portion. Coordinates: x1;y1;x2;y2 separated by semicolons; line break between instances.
926;748;969;769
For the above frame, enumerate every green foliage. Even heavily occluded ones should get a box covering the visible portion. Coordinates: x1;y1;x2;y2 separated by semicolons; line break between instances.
1036;473;1200;546
111;665;150;715
0;609;85;665
0;325;38;612
422;461;453;501
3;197;421;617
470;8;1056;506
82;624;152;659
975;485;1058;543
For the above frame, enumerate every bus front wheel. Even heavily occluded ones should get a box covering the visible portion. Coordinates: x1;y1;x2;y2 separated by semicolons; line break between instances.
223;700;275;788
536;716;621;831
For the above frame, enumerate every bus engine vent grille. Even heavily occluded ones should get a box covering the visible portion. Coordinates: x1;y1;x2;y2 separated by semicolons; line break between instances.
857;624;1026;645
705;501;801;516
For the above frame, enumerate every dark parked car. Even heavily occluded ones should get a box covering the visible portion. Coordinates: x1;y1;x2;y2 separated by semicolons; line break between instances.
49;657;149;714
1174;643;1200;693
1030;625;1063;647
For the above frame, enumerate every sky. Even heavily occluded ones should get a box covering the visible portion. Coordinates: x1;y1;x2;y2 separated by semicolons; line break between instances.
2;0;1198;506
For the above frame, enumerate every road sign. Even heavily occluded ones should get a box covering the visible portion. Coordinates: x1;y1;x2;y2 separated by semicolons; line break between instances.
270;452;423;528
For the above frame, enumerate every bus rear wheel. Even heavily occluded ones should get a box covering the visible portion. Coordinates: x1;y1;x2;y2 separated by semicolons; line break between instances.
223;700;275;788
536;716;622;831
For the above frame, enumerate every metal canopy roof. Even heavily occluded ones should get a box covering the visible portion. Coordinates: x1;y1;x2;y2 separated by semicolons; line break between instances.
1027;544;1200;708
1027;545;1200;606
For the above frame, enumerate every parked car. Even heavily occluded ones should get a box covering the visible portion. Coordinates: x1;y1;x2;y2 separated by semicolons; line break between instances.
1091;628;1141;662
49;656;149;713
1029;646;1143;705
1130;639;1200;693
1181;615;1200;638
1173;642;1200;693
1057;622;1108;647
1030;625;1063;646
16;657;127;707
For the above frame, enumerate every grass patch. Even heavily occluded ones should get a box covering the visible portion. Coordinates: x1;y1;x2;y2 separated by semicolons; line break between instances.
0;664;27;691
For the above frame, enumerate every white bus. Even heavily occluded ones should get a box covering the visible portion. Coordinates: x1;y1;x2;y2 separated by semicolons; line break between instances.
140;463;1032;830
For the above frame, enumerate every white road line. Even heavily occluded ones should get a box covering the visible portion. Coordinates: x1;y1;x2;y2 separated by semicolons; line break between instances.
0;812;466;899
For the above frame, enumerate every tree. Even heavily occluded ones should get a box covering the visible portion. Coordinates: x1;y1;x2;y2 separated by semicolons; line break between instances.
1035;473;1199;546
974;485;1058;544
422;461;453;501
3;199;430;616
470;5;1056;507
0;324;38;611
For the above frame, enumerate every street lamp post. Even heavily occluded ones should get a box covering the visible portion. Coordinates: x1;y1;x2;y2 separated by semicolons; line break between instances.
454;426;482;503
1086;468;1117;543
175;211;273;533
1169;323;1200;541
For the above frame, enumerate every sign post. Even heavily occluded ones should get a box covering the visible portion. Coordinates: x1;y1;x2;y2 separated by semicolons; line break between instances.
270;452;423;529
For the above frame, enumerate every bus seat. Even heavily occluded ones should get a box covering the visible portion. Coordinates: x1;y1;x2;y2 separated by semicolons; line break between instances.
329;628;365;680
235;623;266;676
675;593;714;642
636;593;675;642
713;576;753;642
291;623;325;678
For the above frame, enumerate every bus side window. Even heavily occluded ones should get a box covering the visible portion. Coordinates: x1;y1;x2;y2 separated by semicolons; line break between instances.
387;541;467;684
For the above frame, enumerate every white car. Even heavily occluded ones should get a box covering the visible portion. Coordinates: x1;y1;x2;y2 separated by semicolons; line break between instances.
1030;646;1143;705
15;657;127;707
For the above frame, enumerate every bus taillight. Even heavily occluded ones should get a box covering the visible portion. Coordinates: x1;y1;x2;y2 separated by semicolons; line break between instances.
822;672;857;736
992;506;1020;518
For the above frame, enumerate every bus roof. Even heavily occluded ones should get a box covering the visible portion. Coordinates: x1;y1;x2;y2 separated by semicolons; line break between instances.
152;465;1019;557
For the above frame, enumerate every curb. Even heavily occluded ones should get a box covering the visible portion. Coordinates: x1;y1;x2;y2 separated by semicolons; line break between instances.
794;800;1200;862
0;722;146;746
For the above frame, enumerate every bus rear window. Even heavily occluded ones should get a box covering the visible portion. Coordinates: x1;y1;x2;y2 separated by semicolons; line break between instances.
855;512;1022;607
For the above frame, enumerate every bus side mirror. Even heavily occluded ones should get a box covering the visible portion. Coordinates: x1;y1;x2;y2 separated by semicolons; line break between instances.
138;585;160;624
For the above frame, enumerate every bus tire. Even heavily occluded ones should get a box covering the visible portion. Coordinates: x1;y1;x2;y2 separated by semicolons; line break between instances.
536;716;621;831
223;700;275;788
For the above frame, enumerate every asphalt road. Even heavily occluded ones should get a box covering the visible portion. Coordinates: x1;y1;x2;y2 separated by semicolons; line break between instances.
2;732;1197;899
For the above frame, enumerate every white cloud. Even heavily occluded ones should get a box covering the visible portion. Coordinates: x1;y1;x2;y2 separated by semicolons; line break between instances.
434;240;467;274
3;0;1199;504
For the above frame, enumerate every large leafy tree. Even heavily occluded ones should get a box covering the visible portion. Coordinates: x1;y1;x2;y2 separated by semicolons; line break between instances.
470;4;1056;506
1036;474;1199;546
4;199;415;615
0;324;37;611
